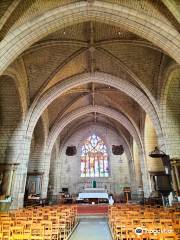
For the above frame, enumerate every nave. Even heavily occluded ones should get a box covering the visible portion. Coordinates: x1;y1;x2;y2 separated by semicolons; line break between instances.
0;0;180;239
69;217;112;240
0;203;179;239
0;0;180;211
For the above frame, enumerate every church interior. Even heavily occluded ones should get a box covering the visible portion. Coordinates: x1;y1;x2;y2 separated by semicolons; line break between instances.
0;0;180;239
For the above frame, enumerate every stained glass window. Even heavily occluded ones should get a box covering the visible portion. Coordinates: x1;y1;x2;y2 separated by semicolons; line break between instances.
80;134;109;177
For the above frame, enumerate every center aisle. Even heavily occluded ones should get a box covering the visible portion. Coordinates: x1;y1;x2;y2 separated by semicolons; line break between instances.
70;217;112;240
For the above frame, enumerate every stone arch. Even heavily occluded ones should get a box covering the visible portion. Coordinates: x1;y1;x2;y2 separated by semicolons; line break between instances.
31;44;160;117
50;91;141;142
48;119;139;196
11;72;162;206
41;105;149;198
4;66;28;119
160;65;180;157
28;116;46;172
58;120;136;188
26;73;163;147
47;105;142;153
0;1;180;75
160;63;179;108
0;75;22;163
60;121;131;159
24;116;47;197
144;115;164;172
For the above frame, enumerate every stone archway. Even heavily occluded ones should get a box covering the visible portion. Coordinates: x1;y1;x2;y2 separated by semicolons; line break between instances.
0;75;22;164
10;72;163;207
0;75;23;206
161;66;180;158
0;1;180;76
41;105;149;199
26;73;163;145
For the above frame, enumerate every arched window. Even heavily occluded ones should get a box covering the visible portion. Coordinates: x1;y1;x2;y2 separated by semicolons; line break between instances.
80;134;109;177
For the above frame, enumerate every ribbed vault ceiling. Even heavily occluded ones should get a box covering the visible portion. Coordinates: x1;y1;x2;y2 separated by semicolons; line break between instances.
1;0;179;149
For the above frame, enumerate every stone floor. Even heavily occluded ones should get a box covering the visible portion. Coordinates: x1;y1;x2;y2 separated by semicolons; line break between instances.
70;217;112;240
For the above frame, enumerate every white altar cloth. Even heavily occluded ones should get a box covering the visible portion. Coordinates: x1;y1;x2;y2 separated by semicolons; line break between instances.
83;188;107;193
78;192;108;199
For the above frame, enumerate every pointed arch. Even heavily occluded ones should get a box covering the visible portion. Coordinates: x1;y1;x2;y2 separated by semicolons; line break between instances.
0;1;180;75
80;134;109;178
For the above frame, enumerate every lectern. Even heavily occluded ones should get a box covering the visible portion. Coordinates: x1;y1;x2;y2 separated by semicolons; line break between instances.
123;187;131;203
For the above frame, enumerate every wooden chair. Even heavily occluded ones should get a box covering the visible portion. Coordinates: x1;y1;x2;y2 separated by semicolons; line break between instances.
31;224;44;240
31;237;44;240
173;224;180;235
15;217;27;225
41;221;52;240
21;221;33;235
114;223;122;240
51;224;59;240
32;216;43;223
160;219;173;226
10;234;31;240
10;226;24;235
141;219;154;227
59;218;69;240
126;226;143;240
1;221;14;240
162;233;177;240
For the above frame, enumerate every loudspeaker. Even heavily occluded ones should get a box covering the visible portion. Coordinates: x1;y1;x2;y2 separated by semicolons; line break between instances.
66;146;77;156
112;145;124;155
62;188;68;193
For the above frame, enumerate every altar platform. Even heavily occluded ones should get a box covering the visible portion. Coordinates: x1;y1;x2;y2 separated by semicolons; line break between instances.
77;204;108;215
77;188;109;204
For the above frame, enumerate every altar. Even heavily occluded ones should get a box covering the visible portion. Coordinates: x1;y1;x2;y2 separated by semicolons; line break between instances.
77;188;109;204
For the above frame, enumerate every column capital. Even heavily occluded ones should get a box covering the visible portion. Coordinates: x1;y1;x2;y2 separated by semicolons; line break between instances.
0;163;20;171
170;158;180;166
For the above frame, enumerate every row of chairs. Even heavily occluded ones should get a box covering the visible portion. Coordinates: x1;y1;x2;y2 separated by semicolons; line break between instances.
0;204;77;240
108;204;180;240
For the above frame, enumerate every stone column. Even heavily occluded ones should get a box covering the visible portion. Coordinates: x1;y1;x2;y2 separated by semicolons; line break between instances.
174;165;180;191
171;166;178;192
170;159;180;191
0;163;19;196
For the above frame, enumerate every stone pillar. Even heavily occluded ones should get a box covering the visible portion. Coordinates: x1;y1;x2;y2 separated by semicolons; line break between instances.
41;153;51;198
44;143;60;198
170;159;180;194
140;152;151;198
174;165;180;191
0;163;19;196
171;166;178;192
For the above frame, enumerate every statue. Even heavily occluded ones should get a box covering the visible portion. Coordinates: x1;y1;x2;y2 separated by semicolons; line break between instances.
109;195;114;205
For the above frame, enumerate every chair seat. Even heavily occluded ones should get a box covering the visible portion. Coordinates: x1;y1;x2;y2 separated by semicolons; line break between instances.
10;234;31;240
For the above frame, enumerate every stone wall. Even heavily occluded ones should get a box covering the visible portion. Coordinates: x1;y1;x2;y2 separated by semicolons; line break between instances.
51;125;131;196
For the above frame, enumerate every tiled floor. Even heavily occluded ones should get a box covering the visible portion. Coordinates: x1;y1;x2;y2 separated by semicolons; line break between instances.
70;217;112;240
